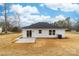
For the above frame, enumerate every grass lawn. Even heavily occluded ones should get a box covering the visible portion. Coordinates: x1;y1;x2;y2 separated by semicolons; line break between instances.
0;32;79;56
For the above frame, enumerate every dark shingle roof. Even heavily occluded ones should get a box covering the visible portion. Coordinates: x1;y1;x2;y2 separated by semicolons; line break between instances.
23;22;65;29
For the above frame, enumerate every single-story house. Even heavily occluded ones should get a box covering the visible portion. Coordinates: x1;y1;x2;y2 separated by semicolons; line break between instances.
16;22;65;43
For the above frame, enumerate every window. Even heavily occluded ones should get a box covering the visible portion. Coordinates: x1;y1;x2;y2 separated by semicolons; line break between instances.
53;30;55;35
39;30;42;34
49;30;52;35
49;30;56;35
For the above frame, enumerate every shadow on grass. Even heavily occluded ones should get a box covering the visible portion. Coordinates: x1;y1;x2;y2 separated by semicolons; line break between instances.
0;32;21;35
0;33;13;35
36;37;69;40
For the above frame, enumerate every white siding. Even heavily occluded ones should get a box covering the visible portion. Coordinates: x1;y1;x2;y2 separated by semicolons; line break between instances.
32;29;56;38
56;29;65;37
22;29;27;38
22;29;65;38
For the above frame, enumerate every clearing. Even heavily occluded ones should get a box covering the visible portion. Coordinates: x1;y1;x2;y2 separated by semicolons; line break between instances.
0;32;79;56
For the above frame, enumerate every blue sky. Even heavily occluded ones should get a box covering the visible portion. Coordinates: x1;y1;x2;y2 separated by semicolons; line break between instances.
0;3;79;26
0;3;79;18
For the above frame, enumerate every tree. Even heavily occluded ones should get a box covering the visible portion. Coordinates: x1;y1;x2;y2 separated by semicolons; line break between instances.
0;20;13;32
53;17;73;31
65;17;72;31
5;3;8;33
53;20;68;28
74;19;79;31
15;13;21;28
0;3;22;33
2;3;8;33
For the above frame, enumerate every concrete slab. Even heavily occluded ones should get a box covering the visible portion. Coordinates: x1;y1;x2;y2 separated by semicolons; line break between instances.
15;37;36;43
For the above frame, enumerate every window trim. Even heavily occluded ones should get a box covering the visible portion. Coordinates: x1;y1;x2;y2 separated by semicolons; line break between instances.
39;30;42;34
49;30;56;35
53;30;55;35
49;30;52;35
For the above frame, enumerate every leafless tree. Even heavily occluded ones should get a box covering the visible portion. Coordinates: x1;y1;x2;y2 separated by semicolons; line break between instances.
3;3;8;33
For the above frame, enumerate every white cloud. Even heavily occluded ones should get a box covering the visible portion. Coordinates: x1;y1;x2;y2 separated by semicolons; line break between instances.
54;15;65;20
44;3;79;13
19;14;66;26
7;10;66;26
0;14;68;27
2;14;69;27
10;4;41;26
20;14;51;26
50;15;66;23
44;3;60;10
40;4;44;7
10;4;39;14
9;4;75;27
11;4;23;14
2;10;9;15
0;16;5;22
0;16;4;20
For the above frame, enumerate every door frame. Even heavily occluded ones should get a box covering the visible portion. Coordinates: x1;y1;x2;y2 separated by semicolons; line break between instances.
27;30;32;38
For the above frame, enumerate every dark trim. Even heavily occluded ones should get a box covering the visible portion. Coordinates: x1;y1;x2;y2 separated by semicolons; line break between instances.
27;30;32;37
39;30;42;34
22;22;65;29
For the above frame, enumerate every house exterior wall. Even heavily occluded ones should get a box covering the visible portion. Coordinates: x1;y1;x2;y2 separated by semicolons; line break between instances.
22;29;27;37
22;29;65;38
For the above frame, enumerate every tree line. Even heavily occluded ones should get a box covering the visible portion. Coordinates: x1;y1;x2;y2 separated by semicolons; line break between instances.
0;3;21;33
53;17;79;32
0;16;79;33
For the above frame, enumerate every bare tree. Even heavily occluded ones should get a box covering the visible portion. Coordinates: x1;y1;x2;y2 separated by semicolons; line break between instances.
53;20;67;28
15;13;21;28
75;19;79;31
65;17;72;31
3;3;7;33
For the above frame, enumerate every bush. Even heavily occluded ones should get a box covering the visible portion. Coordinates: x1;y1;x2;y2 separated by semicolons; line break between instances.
76;29;79;32
11;27;22;32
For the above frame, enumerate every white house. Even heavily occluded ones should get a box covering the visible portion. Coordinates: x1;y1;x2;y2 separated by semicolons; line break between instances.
16;22;65;43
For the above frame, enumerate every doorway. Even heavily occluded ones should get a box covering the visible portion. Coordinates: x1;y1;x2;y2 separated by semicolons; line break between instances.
27;30;32;37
